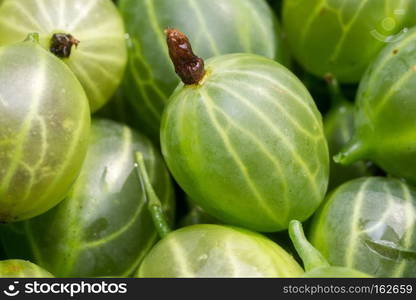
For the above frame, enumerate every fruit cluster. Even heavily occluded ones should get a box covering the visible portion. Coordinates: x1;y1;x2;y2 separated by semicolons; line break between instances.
0;0;415;278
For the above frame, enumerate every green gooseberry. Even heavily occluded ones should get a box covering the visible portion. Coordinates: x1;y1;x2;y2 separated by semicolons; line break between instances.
323;76;370;190
180;198;297;259
0;260;53;278
289;220;370;278
0;119;175;277
282;0;415;83
138;224;304;278
0;0;127;112
161;29;328;232
105;0;288;143
134;153;303;278
310;177;416;277
0;36;90;222
335;26;416;184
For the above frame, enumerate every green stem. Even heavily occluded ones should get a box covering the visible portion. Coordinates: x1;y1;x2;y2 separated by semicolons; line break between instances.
288;220;330;272
324;73;347;107
135;152;171;239
333;137;368;165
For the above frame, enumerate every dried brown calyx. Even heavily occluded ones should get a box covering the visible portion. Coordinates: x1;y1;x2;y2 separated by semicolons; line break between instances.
50;33;80;58
165;28;205;85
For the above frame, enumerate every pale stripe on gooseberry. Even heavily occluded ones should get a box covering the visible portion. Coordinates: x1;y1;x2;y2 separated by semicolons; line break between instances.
166;236;196;277
393;182;416;277
0;50;46;209
362;29;416;100
299;0;326;48
206;96;290;221
205;81;321;200
361;184;396;234
329;0;370;62
344;177;372;268
66;0;100;31
21;94;89;215
315;178;416;277
187;0;221;56
199;87;285;226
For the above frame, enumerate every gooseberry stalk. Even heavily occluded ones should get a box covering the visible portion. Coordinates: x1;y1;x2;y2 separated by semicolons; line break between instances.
165;28;205;85
50;33;80;58
324;74;347;107
324;74;370;166
288;220;330;272
333;140;368;165
135;152;171;238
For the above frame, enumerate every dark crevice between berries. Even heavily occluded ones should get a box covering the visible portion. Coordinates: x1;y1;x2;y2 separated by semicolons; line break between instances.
50;33;80;58
165;28;205;85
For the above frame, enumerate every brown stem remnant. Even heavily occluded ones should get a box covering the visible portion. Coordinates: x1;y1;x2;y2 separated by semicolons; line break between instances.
165;28;205;85
50;33;80;58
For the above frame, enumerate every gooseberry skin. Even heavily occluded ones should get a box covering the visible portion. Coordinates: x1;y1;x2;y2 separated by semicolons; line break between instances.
0;42;90;222
282;0;415;83
1;119;175;277
0;260;53;278
137;224;304;278
336;27;416;184
161;53;329;232
110;0;287;143
310;177;416;277
0;0;127;112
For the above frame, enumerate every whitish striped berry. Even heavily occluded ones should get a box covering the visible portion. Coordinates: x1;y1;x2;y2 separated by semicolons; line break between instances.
0;119;175;277
161;30;328;232
335;27;416;184
0;38;90;222
283;0;415;83
137;224;304;278
310;177;416;277
0;0;127;112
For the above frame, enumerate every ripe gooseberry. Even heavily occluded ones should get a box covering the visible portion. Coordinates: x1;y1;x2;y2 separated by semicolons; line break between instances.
282;0;415;82
310;177;416;277
0;119;175;277
161;29;328;232
0;35;90;222
135;153;303;278
0;0;127;112
335;26;416;184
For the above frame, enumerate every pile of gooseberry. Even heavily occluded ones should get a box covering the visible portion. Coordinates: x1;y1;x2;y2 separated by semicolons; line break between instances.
0;0;415;278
